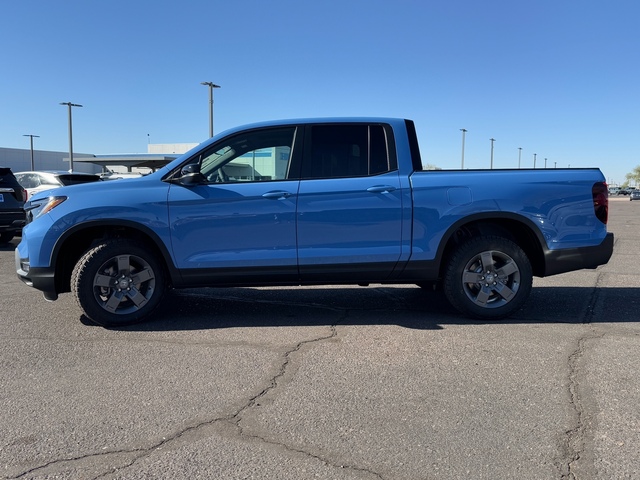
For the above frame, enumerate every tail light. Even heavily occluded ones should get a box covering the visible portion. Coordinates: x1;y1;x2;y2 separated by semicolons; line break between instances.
592;182;608;224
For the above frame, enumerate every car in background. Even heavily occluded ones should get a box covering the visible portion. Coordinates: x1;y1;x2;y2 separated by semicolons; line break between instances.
15;171;101;200
0;167;26;244
99;172;145;181
630;190;640;201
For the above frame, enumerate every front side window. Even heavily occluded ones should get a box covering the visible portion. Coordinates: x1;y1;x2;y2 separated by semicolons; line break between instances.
199;127;296;183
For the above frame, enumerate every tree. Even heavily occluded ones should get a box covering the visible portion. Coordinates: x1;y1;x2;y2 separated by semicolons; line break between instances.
625;165;640;186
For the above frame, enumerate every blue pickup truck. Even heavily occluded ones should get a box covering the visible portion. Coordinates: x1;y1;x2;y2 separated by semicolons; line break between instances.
16;118;613;326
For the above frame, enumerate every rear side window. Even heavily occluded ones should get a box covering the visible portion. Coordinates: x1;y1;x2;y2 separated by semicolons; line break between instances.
302;124;395;179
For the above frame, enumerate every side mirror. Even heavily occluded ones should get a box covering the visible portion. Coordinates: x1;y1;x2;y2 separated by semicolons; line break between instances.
177;164;206;185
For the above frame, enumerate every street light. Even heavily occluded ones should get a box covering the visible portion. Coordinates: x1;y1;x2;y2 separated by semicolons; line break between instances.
460;128;467;169
490;138;495;169
23;134;40;170
518;147;522;169
533;153;537;169
201;82;221;137
60;102;82;172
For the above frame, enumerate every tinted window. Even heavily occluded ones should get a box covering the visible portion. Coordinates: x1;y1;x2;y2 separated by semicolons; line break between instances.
57;174;100;186
303;124;393;179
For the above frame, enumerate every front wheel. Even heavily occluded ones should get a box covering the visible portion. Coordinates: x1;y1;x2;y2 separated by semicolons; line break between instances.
443;236;532;320
71;239;167;326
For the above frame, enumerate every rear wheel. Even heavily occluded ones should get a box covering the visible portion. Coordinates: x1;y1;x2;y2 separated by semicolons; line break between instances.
443;235;532;319
71;239;167;326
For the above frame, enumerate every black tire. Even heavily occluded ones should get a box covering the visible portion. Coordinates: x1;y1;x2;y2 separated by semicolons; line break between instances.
443;235;532;320
71;239;167;327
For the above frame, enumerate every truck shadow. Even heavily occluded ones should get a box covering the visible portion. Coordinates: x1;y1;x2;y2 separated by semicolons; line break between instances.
90;285;640;331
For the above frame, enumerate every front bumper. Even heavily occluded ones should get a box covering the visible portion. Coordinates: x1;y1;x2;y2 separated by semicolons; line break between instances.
0;211;25;232
543;232;614;277
15;248;58;299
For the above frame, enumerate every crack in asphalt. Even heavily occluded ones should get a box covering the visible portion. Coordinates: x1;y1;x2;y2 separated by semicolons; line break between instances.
559;275;606;480
8;302;384;480
560;333;600;480
9;415;230;479
227;310;385;480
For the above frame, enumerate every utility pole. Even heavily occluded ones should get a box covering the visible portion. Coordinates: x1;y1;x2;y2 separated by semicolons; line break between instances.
60;102;82;172
23;134;40;170
518;147;522;169
201;82;221;137
490;138;495;169
460;128;467;169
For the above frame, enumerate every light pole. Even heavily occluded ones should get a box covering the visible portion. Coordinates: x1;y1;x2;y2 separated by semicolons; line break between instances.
544;157;547;168
490;138;495;169
518;147;522;169
23;134;40;170
201;82;221;137
533;153;537;168
60;102;82;172
460;128;467;169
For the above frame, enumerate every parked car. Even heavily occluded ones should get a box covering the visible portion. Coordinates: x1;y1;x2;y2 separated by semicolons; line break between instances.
15;171;101;200
630;190;640;201
99;172;145;181
0;167;26;244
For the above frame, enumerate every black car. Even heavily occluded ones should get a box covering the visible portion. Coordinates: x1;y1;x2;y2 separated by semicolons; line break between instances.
0;167;27;244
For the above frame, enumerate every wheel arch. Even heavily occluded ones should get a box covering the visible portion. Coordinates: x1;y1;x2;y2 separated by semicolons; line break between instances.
436;213;547;278
50;220;178;295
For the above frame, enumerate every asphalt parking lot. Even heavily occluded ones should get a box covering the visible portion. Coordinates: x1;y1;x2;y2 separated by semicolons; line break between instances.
1;197;638;480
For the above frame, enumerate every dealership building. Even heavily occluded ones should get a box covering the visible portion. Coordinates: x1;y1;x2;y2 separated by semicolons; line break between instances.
0;143;197;175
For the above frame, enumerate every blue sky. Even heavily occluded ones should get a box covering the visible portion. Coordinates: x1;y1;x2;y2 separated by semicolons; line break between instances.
1;0;638;184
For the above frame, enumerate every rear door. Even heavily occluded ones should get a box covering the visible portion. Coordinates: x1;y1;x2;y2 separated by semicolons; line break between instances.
296;123;404;282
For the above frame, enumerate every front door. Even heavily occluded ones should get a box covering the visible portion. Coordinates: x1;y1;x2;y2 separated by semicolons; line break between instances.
168;126;301;284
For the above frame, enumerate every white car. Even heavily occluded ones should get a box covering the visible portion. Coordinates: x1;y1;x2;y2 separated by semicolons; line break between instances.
15;171;101;199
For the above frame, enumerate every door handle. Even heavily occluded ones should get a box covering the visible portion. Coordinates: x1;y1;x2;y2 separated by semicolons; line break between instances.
262;191;292;200
366;185;396;194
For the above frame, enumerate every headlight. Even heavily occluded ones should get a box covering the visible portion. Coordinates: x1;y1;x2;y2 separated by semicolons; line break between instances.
25;195;67;222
